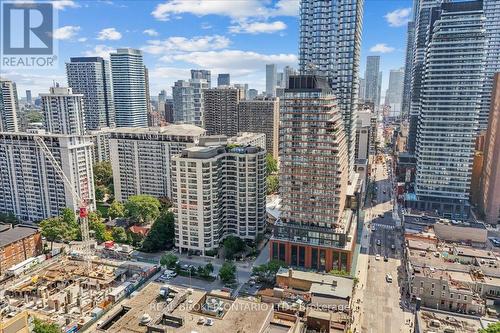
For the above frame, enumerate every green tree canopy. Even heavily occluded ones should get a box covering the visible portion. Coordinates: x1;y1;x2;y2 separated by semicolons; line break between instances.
479;322;500;333
266;175;279;195
93;161;113;187
160;253;178;268
0;212;19;225
88;211;112;243
219;262;237;284
33;318;61;333
252;260;286;283
109;200;126;219
112;227;128;243
266;153;278;175
141;211;175;252
223;236;246;260
125;195;161;225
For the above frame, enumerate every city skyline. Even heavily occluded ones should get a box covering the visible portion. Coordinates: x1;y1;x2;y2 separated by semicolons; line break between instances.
0;0;411;97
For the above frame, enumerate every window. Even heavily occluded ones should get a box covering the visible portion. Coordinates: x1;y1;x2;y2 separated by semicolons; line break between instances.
464;296;467;301
442;285;446;291
450;293;453;299
420;282;424;288
431;283;435;289
431;290;434;296
457;295;461;300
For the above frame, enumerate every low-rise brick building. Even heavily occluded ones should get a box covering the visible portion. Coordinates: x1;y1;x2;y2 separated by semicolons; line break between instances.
0;224;42;274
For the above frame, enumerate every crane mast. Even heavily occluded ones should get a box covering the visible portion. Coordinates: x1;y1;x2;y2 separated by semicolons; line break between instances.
34;136;93;269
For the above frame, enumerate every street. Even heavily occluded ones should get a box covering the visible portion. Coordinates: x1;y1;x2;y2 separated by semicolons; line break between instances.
353;153;414;333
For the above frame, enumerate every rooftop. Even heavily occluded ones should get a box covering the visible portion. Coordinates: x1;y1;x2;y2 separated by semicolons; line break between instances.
416;308;490;333
107;124;205;137
0;225;39;248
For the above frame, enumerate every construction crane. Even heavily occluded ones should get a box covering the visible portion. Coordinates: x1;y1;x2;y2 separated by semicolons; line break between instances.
33;136;93;269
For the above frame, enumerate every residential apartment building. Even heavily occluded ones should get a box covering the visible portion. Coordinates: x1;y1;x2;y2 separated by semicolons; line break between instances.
229;132;267;151
413;1;486;218
0;225;42;274
355;110;372;160
0;131;95;222
172;78;208;127
217;73;230;87
238;97;280;158
0;79;19;132
299;0;364;177
172;137;266;254
402;21;415;117
203;87;240;137
480;73;500;225
266;64;277;97
270;75;355;272
66;57;115;130
385;67;404;116
190;69;211;88
364;56;381;108
88;127;111;162
110;48;148;127
41;86;85;135
109;125;205;202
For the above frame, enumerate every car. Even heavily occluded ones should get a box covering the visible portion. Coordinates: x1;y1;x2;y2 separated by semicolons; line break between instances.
376;239;381;246
391;244;395;250
386;274;393;283
378;214;384;218
375;254;381;261
384;255;388;262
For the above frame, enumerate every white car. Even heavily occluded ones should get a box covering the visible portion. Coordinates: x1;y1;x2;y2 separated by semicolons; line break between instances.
386;274;393;283
375;254;381;261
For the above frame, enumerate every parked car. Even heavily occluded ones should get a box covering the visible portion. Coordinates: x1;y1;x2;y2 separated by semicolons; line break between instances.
375;254;381;261
384;255;388;262
386;274;393;283
376;239;381;246
391;244;396;250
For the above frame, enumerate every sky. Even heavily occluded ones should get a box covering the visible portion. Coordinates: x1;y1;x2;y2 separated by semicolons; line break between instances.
1;0;413;99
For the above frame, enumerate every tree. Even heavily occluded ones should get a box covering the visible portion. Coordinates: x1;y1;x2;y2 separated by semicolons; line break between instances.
266;153;278;175
109;200;126;219
141;211;175;252
479;322;500;333
252;260;286;283
223;236;246;260
125;195;161;225
267;175;279;195
158;196;173;210
160;253;178;269
205;263;214;275
88;211;111;243
94;161;113;187
112;227;128;243
33;318;60;333
219;262;237;284
0;212;19;225
95;185;107;202
39;217;65;250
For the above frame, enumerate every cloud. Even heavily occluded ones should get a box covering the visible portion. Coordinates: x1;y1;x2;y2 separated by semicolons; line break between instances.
0;70;65;96
52;25;80;40
229;20;287;34
52;0;80;10
201;22;212;30
166;50;297;75
82;44;115;59
143;29;159;37
370;43;395;53
77;37;88;42
142;35;230;54
385;8;411;27
151;0;298;21
97;28;122;40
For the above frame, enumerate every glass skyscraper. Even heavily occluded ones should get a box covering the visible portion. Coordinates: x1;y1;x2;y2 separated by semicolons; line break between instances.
299;0;364;176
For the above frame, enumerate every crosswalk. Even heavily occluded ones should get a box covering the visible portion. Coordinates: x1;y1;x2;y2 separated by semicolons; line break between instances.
372;223;395;230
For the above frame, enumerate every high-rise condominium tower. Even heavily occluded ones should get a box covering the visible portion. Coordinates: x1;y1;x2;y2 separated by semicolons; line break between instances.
0;132;95;222
217;73;230;87
270;75;354;272
66;57;115;130
41;86;85;135
364;56;381;108
172;137;266;254
402;21;415;117
408;0;443;154
0;79;19;132
386;68;404;116
172;79;208;127
266;64;277;97
203;87;240;137
299;0;364;176
414;0;486;218
191;69;211;88
110;48;148;127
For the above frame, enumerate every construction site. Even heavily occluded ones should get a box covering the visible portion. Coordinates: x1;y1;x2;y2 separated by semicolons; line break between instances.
1;256;158;332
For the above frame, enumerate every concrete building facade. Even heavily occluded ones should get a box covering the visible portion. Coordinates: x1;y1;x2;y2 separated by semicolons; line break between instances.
203;87;240;137
0;79;19;132
109;125;205;202
172;137;266;254
0;131;95;222
66;57;115;130
238;97;280;158
41;87;85;136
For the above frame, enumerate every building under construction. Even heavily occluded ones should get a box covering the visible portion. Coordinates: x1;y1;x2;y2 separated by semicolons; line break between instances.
2;257;158;332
